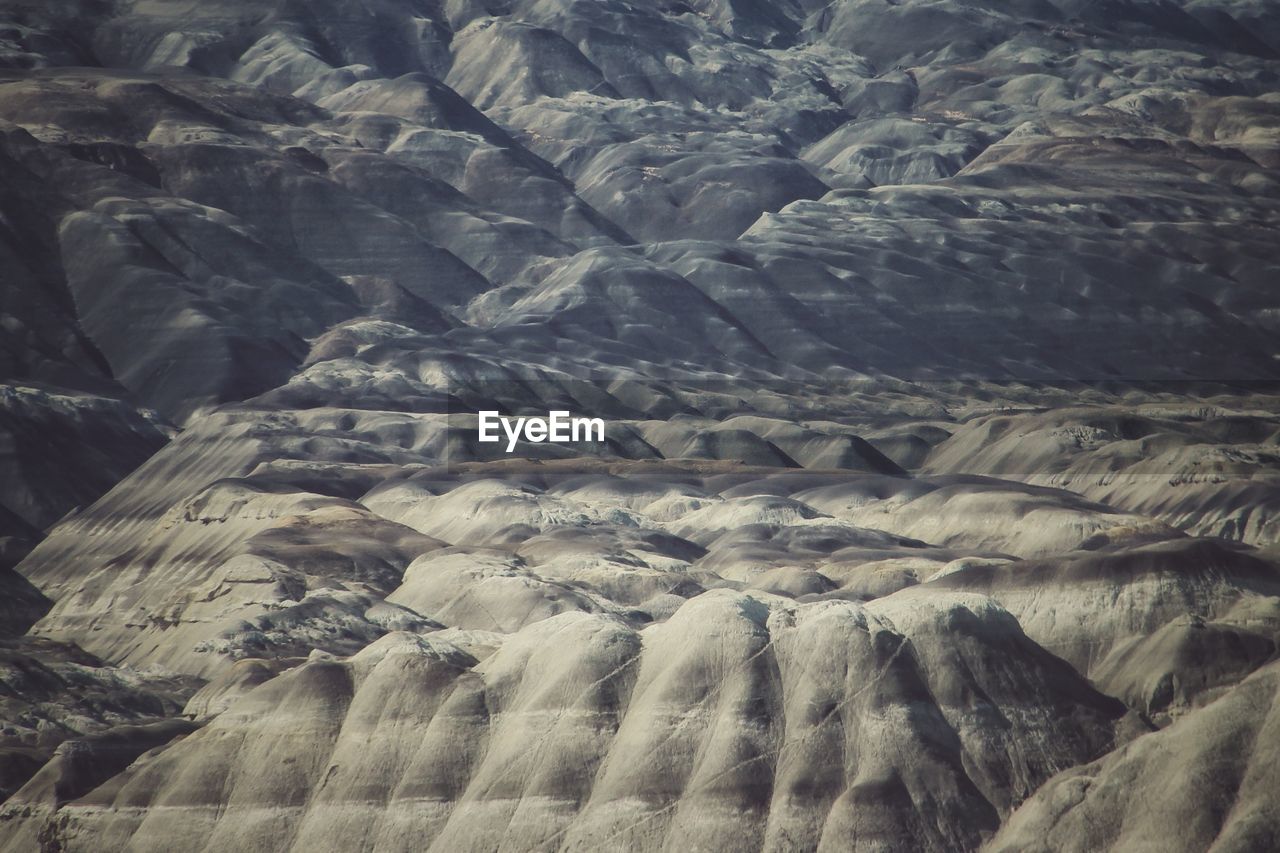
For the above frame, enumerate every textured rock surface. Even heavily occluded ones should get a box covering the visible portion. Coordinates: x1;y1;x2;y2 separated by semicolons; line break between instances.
925;402;1280;546
989;659;1280;853
0;637;198;802
1;597;1123;853
0;0;1278;849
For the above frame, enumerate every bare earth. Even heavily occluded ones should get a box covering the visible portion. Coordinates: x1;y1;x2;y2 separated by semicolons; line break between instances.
1;0;1279;850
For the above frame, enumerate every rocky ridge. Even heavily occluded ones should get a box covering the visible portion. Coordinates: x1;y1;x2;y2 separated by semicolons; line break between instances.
0;0;1278;850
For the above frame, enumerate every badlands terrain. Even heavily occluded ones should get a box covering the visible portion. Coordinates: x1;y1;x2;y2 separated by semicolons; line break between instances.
1;0;1279;850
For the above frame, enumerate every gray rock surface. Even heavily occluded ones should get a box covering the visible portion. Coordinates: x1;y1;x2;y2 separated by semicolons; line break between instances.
2;596;1123;853
0;0;1278;849
989;659;1280;853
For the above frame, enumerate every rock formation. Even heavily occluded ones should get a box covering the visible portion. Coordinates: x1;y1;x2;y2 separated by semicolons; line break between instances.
0;0;1278;850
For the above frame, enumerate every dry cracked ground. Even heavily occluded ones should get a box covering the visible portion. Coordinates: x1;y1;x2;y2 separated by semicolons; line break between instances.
1;0;1280;851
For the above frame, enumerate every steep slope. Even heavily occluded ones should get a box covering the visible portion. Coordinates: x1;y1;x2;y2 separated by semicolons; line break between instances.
1;592;1124;853
988;659;1280;853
